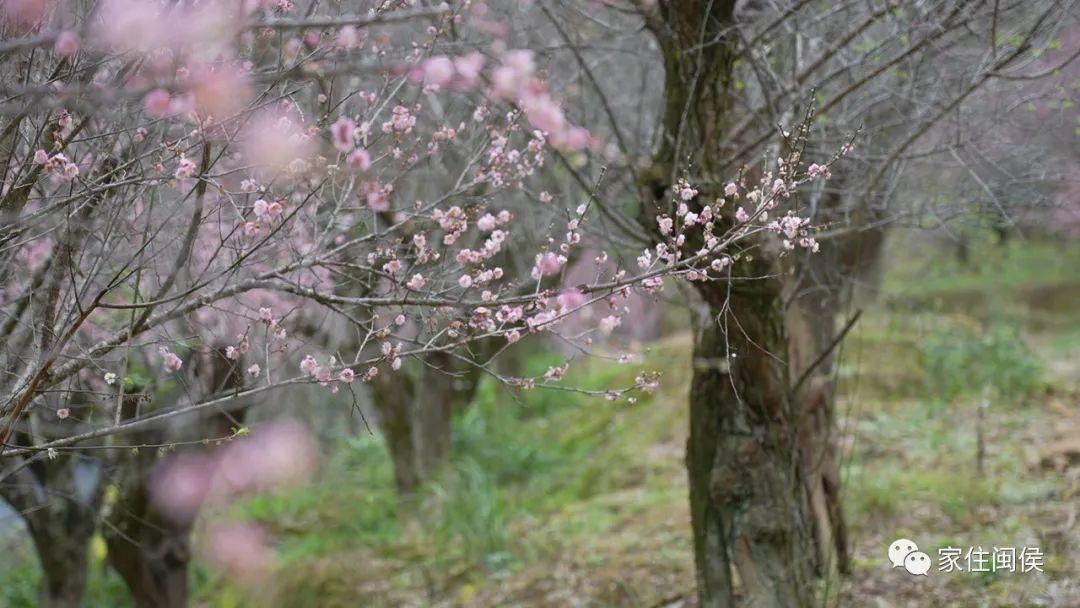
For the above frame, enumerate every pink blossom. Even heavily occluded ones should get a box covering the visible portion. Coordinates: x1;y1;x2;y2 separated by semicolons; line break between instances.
422;56;455;87
724;182;739;198
243;221;260;238
188;62;252;121
1;0;47;33
524;95;565;136
150;453;215;522
159;347;183;372
33;149;49;165
406;274;426;290
60;162;79;180
506;329;521;343
735;207;750;223
531;252;563;279
330;116;356;152
600;315;621;334
175;157;197;179
365;185;389;212
226;346;240;360
557;289;586;313
300;355;317;376
253;199;270;221
346;148;371;171
657;217;673;235
204;523;274;582
562;127;590;152
315;367;332;385
339;368;355;383
56;408;70;420
454;52;485;88
53;31;81;56
218;419;316;495
239;108;316;174
711;257;731;272
248;364;261;378
476;213;497;232
458;274;473;289
144;89;171;118
544;366;565;381
337;25;359;48
258;307;274;324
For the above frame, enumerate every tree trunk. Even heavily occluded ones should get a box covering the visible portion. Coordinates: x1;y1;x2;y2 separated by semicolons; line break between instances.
688;283;817;608
103;347;246;607
641;2;828;604
1;451;103;608
104;475;192;608
371;371;423;499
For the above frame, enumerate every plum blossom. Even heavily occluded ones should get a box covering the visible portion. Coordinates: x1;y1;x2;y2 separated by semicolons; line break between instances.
600;315;621;334
300;355;317;376
339;368;355;383
421;56;454;87
159;347;183;372
150;453;215;523
175;157;197;179
247;364;261;378
658;217;673;235
735;207;750;223
53;32;80;56
406;274;426;290
330;116;356;152
531;252;564;279
204;523;274;582
346;148;371;171
557;289;586;313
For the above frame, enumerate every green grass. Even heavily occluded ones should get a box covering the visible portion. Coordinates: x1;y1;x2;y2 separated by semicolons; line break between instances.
5;236;1078;607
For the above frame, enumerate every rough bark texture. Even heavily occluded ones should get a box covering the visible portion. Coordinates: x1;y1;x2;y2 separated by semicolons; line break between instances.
0;442;104;608
641;2;834;605
103;347;247;608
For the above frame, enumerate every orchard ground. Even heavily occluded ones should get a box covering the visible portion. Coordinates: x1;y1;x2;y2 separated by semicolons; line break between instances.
1;233;1078;607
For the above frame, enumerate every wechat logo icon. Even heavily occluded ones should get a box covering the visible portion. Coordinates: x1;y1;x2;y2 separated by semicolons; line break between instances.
889;538;931;576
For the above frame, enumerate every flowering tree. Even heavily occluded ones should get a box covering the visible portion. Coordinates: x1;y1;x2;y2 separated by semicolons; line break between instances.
509;0;1078;606
0;1;837;605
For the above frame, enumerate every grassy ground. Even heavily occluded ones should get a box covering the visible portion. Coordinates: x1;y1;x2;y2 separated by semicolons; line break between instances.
229;236;1080;607
1;237;1077;607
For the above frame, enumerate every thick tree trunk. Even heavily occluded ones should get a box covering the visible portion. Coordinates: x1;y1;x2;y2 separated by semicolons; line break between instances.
104;476;192;608
640;2;832;604
104;347;245;606
1;451;103;608
689;283;817;608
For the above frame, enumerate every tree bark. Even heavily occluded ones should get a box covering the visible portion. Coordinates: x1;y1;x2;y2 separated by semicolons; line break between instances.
1;449;103;608
641;2;829;605
103;346;246;607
